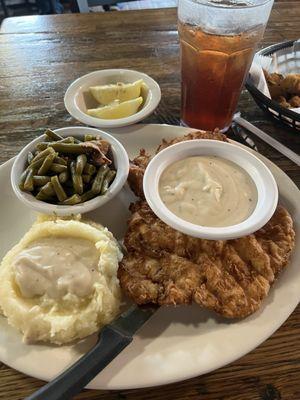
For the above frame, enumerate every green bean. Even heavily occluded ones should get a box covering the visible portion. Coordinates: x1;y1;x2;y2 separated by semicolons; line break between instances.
54;156;67;166
82;174;91;184
60;194;82;205
37;138;74;152
51;175;67;202
36;142;49;151
45;129;63;141
48;143;86;154
23;169;34;191
36;191;53;201
33;176;51;186
27;152;34;164
37;152;56;175
58;171;69;184
57;137;75;144
37;182;55;197
50;163;68;173
80;190;95;203
101;170;116;194
46;137;74;145
19;130;115;207
84;134;98;142
26;157;44;172
70;161;83;194
75;154;87;175
19;169;29;190
31;146;55;164
83;163;96;175
91;165;109;195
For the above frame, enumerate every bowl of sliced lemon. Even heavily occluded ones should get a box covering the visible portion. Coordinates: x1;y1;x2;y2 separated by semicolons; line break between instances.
64;69;161;128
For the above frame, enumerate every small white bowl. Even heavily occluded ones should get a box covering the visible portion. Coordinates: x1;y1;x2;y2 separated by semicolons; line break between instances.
64;69;161;129
143;140;278;240
11;126;129;216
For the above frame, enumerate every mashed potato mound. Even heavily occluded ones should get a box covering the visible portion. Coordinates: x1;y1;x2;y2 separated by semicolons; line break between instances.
0;216;122;345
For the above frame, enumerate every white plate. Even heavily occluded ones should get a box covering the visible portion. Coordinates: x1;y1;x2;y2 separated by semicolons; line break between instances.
0;124;299;390
64;69;161;128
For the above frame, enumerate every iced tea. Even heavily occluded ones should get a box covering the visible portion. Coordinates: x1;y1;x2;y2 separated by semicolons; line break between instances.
179;22;264;131
178;0;274;131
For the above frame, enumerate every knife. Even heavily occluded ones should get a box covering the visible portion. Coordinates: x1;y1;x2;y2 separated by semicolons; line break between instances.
25;305;157;400
233;113;300;167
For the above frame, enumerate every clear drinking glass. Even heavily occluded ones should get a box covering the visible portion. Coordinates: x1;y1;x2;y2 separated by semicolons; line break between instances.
178;0;274;131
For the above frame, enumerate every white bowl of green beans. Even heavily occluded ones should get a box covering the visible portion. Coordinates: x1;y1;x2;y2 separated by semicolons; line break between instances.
11;126;130;216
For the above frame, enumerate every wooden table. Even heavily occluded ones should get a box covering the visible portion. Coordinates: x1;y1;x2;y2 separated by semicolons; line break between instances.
0;3;299;399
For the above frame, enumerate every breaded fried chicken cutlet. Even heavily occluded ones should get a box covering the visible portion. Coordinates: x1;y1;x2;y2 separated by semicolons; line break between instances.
118;202;294;318
119;130;295;319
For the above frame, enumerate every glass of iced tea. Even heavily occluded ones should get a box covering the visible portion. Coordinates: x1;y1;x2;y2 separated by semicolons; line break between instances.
178;0;274;131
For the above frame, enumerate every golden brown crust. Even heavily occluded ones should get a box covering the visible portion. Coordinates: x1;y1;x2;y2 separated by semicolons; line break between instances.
121;130;295;319
118;202;295;318
155;129;228;152
290;95;300;108
281;74;300;95
127;149;151;199
264;70;300;108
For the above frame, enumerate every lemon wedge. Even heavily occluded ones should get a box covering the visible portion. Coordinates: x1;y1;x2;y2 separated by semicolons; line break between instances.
141;82;149;100
89;79;144;105
87;97;143;119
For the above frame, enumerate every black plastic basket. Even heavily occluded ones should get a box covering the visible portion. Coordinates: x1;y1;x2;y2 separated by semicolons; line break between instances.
245;40;300;132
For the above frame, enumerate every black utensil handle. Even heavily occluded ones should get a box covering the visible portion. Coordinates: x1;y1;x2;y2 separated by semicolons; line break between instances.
25;326;132;400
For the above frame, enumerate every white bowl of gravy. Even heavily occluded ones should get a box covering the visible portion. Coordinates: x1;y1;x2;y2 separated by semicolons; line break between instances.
143;140;278;240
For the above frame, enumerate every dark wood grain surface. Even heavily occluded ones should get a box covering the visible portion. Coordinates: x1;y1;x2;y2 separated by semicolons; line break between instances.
0;3;299;400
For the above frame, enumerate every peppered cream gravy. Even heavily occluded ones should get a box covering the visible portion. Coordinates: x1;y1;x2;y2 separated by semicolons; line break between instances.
159;156;257;227
13;237;99;299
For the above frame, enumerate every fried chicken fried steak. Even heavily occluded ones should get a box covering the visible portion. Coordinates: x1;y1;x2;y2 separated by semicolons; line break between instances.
118;130;295;318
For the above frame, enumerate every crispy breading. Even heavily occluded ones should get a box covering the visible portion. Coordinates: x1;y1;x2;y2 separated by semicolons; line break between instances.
118;202;295;318
120;130;295;318
127;149;151;199
155;129;228;152
128;129;228;198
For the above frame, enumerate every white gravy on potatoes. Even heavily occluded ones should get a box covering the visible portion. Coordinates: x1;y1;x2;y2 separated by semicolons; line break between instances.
13;237;99;299
159;156;258;227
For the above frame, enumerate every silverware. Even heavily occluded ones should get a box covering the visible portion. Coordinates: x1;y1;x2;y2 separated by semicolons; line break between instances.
233;113;300;167
26;305;157;400
230;122;258;151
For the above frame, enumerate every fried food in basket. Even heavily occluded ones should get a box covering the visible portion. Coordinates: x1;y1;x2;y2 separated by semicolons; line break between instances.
264;70;285;99
281;74;300;95
290;95;300;108
264;70;300;109
119;130;296;319
277;95;291;109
